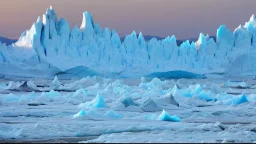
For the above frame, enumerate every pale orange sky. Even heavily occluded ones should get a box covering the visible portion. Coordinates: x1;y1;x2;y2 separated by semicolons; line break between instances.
0;0;256;39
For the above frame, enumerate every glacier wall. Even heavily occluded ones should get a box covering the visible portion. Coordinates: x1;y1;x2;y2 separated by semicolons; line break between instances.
1;6;256;78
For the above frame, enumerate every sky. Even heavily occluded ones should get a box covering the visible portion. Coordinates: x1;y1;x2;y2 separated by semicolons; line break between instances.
0;0;256;40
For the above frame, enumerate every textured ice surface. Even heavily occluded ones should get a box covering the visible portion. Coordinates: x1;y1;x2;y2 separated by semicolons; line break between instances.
1;76;256;142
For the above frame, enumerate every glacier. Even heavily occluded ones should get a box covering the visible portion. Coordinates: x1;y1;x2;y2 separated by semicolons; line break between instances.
1;6;256;78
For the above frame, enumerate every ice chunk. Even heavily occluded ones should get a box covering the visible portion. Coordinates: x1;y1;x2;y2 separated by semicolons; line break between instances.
0;82;7;90
198;90;216;102
27;80;38;90
79;93;107;108
67;88;88;104
72;88;87;99
17;81;37;92
158;109;181;122
20;91;37;102
73;108;102;118
104;110;123;119
6;81;24;90
63;77;97;90
222;80;249;88
119;96;138;107
2;93;20;103
37;90;61;102
73;109;86;118
224;94;249;105
156;92;179;106
50;76;61;90
86;108;102;117
141;98;162;112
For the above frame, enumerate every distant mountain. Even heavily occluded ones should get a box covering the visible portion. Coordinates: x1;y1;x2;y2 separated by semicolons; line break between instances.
121;35;216;46
0;36;17;45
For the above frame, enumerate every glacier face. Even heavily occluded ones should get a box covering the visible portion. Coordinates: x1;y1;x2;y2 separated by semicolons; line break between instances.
1;6;256;78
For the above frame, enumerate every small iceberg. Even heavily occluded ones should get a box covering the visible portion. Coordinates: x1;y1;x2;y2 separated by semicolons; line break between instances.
104;110;123;119
50;76;61;90
27;80;38;90
158;109;181;122
156;92;179;107
224;94;249;105
79;93;107;108
72;88;88;100
63;77;97;90
6;81;24;90
37;90;61;102
198;90;216;102
222;80;249;89
2;93;20;103
141;98;162;112
73;109;87;118
120;96;138;107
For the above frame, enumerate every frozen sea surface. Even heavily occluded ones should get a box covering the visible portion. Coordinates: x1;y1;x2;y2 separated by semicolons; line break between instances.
0;76;256;143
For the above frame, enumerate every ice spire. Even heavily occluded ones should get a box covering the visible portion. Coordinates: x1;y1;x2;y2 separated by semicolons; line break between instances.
216;25;234;47
250;14;255;22
80;11;95;37
138;32;146;47
195;33;206;49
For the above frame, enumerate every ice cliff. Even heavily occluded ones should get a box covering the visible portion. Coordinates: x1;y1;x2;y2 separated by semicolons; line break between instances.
1;6;256;78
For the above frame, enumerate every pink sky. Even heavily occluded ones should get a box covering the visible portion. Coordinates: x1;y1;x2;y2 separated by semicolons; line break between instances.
0;0;256;39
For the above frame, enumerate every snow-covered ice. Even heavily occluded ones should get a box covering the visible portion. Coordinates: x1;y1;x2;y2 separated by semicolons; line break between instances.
0;76;256;142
